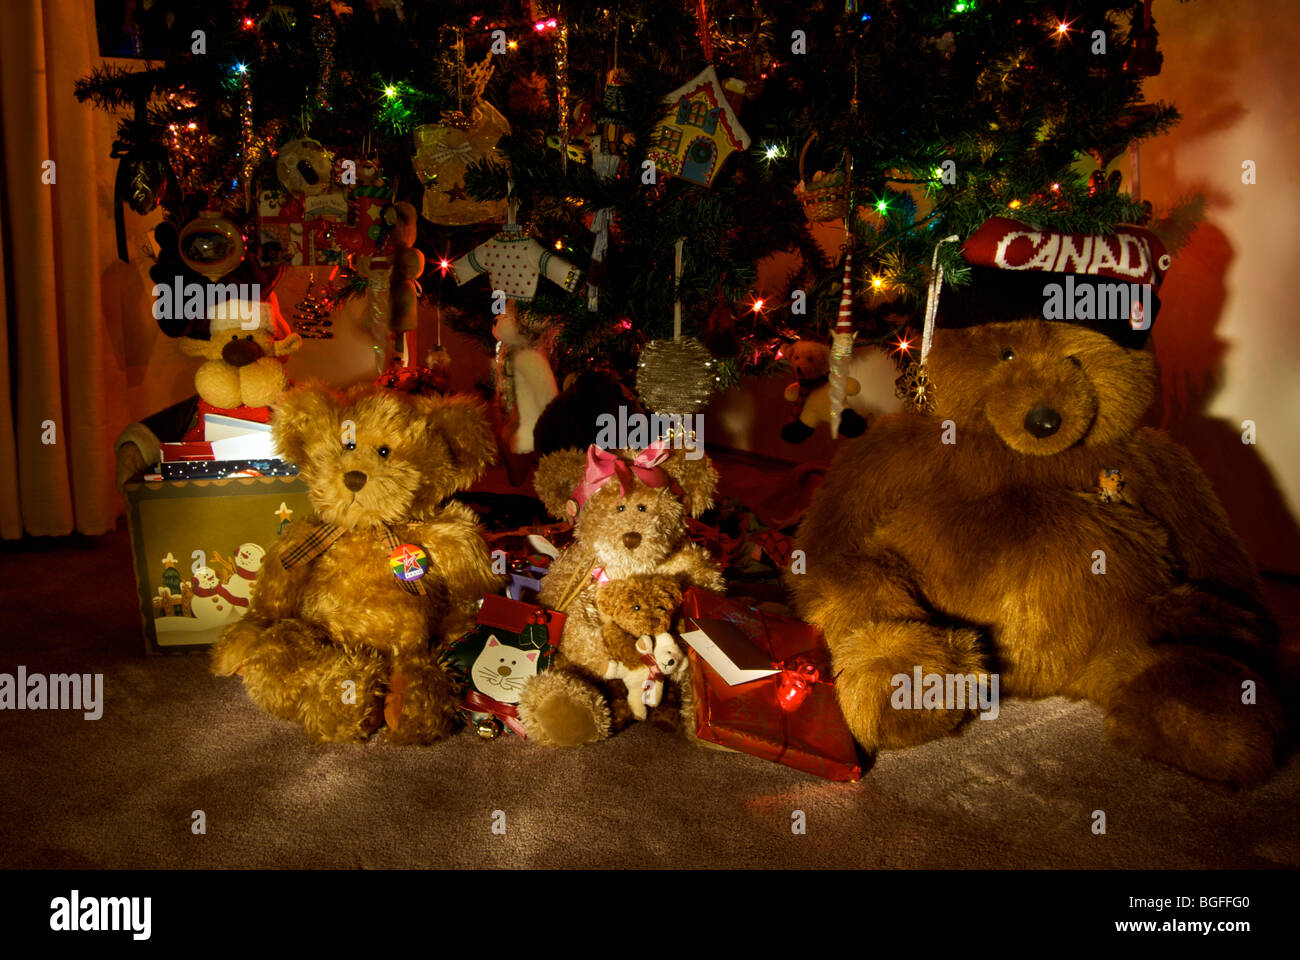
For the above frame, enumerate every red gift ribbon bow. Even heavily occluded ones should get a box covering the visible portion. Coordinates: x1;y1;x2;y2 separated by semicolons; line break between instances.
569;441;671;511
775;658;821;712
463;689;528;739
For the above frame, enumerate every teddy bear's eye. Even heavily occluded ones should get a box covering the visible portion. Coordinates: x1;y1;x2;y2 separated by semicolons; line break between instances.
230;334;239;341
1000;348;1015;361
632;604;641;611
656;605;665;611
343;441;356;451
617;504;626;512
377;445;390;458
637;504;647;512
245;334;254;340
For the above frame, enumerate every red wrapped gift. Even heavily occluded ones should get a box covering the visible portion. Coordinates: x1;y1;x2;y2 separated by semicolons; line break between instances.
681;588;862;782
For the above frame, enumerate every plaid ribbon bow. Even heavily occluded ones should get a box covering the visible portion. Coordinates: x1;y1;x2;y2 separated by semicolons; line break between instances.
280;521;427;596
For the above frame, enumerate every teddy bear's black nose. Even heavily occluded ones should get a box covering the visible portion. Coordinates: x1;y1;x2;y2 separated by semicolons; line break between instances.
622;531;642;550
1024;406;1062;438
343;470;367;492
222;338;264;368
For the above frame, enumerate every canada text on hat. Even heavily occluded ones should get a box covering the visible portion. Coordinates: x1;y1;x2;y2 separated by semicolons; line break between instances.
963;217;1171;286
956;217;1171;345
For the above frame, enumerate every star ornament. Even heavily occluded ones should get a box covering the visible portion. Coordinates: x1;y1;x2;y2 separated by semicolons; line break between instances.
274;502;294;523
161;552;178;568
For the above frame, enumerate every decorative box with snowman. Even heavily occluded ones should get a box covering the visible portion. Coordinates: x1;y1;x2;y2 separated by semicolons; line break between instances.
124;475;313;653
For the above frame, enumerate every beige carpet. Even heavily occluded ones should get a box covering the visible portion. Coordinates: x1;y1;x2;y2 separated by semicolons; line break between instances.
2;527;1297;870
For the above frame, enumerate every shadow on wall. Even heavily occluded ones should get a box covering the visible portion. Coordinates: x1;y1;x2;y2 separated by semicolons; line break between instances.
1149;221;1300;576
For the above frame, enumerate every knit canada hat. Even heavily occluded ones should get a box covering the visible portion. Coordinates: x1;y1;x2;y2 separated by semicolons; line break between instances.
937;217;1172;349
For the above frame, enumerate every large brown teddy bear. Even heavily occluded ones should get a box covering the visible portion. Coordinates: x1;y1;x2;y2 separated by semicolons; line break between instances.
516;444;724;746
211;383;501;744
788;310;1285;785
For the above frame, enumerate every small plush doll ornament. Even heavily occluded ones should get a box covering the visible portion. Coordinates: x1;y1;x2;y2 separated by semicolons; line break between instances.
595;574;686;719
180;296;301;410
780;338;866;444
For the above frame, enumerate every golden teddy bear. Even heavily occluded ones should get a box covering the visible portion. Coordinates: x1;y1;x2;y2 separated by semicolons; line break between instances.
211;382;501;744
788;315;1284;785
516;443;724;746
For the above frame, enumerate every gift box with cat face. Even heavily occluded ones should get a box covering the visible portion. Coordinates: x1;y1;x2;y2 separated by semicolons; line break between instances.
440;595;565;739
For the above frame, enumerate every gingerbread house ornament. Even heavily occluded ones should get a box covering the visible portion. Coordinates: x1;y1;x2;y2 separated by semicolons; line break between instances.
646;65;750;187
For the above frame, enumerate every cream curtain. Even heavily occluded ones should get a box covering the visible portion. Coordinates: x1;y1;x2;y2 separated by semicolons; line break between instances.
0;0;131;537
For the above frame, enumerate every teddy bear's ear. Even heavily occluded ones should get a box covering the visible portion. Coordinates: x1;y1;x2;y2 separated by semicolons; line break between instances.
659;449;718;518
271;381;339;466
421;394;497;489
534;448;589;519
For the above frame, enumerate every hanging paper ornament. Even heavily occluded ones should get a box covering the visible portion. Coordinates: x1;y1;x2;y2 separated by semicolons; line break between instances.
645;66;750;188
276;138;334;196
178;211;245;281
636;239;719;415
414;44;509;225
412;103;510;225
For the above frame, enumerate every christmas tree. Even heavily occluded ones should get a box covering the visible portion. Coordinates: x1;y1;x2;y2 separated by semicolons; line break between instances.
77;0;1177;396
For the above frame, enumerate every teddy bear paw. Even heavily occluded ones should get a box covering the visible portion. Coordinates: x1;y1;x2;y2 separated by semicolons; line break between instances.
517;671;612;747
1104;652;1284;786
832;624;988;753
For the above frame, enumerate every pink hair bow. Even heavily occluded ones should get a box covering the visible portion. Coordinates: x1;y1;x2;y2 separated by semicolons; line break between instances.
570;441;671;511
